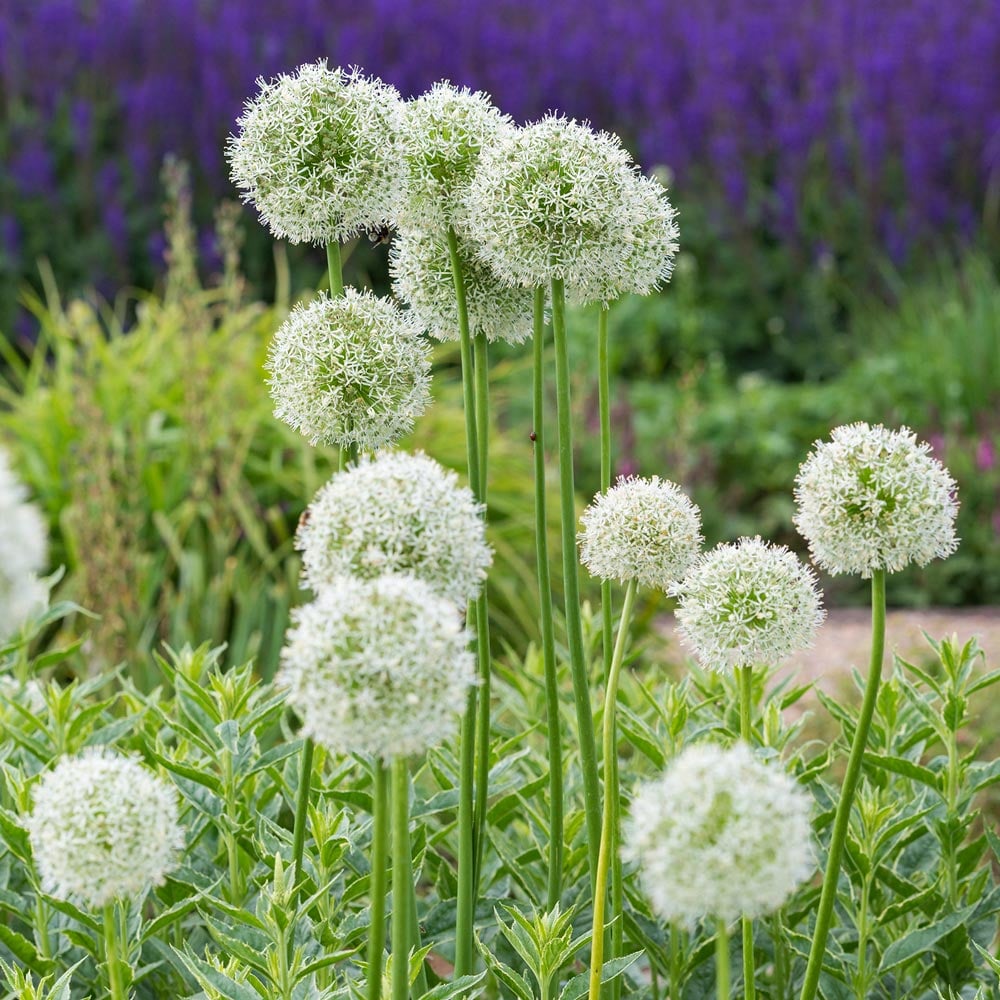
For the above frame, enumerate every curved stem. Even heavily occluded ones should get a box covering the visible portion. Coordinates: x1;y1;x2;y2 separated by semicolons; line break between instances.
327;242;345;297
738;666;755;1000
291;737;314;892
367;761;389;1000
799;569;886;1000
391;758;412;1000
533;288;564;909
716;919;730;1000
588;579;638;1000
103;902;127;1000
551;276;602;892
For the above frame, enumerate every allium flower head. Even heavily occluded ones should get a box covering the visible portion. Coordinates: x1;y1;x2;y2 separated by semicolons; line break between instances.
297;451;492;606
579;476;702;590
227;61;406;244
399;82;514;233
793;423;960;577
390;229;536;344
0;449;48;639
266;288;431;450
26;748;183;909
278;574;475;760
671;536;825;671
623;742;813;924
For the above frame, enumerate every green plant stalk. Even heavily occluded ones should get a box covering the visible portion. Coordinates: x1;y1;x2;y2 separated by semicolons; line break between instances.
403;811;428;998
772;915;787;1000
588;579;638;1000
392;757;412;1000
447;226;482;978
855;873;871;998
368;761;389;1000
103;903;127;1000
291;737;314;891
799;569;886;1000
716;920;730;1000
551;276;602;890
670;925;682;1000
327;242;345;297
738;665;756;1000
945;727;961;907
34;895;51;962
533;287;564;909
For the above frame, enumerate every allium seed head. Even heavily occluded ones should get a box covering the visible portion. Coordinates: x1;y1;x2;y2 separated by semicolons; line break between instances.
0;450;48;639
297;451;492;606
266;289;431;450
390;229;536;345
227;61;406;245
278;574;475;760
671;536;825;671
623;742;813;924
26;748;184;909
793;423;960;577
399;82;515;234
579;476;702;589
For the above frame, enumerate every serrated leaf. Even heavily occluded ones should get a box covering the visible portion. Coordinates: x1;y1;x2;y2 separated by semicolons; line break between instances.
880;905;976;970
559;951;641;1000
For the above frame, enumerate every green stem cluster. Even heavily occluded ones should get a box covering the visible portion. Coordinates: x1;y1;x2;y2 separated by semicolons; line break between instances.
368;762;389;1000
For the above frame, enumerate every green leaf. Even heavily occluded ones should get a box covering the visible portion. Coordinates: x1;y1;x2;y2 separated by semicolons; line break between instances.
559;952;641;1000
863;751;940;790
174;947;264;1000
419;972;488;999
880;905;976;970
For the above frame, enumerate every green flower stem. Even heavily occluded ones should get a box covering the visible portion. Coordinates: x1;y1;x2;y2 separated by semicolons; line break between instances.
447;226;482;978
103;902;127;1000
670;925;682;1000
716;919;730;1000
402;804;428;999
327;242;345;297
368;761;389;1000
551;276;602;892
738;665;756;1000
392;757;412;1000
772;915;787;1000
34;895;51;962
588;578;638;1000
533;287;564;909
799;569;886;1000
291;737;314;891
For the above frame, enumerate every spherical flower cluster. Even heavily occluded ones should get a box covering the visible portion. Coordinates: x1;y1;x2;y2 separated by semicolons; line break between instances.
462;115;677;303
0;450;48;640
227;61;406;245
26;749;184;909
297;451;492;606
399;82;514;233
266;289;431;450
623;742;813;924
579;476;702;590
277;574;475;760
671;536;825;671
793;423;959;577
390;229;536;344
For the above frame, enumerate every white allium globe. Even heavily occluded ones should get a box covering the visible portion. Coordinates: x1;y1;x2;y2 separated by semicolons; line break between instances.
26;748;184;909
277;574;476;760
579;476;702;590
671;536;825;671
793;423;960;577
390;229;536;345
0;449;48;640
623;742;813;924
297;451;492;606
266;289;431;451
227;61;406;245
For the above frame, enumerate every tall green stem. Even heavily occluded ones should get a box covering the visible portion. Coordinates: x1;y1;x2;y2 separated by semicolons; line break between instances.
799;569;886;1000
291;738;314;892
551;277;602;891
588;579;638;1000
738;665;756;1000
103;903;127;1000
327;242;344;297
533;288;564;909
392;758;412;1000
716;919;730;1000
368;761;389;1000
669;925;683;1000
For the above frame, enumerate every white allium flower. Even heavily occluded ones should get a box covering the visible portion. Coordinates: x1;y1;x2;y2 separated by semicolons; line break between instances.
793;423;960;577
227;61;406;245
671;536;825;671
0;450;48;640
462;115;675;302
26;748;184;909
579;476;702;590
623;742;813;924
390;229;536;344
297;451;492;606
266;289;431;450
277;574;476;760
399;82;514;233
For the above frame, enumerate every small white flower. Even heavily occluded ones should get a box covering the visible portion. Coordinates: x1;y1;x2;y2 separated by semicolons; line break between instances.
390;228;536;345
297;451;492;606
794;423;960;577
671;536;825;671
26;748;184;909
227;61;406;245
0;450;48;640
623;742;813;924
277;574;476;760
399;82;515;234
579;476;702;589
266;288;431;451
